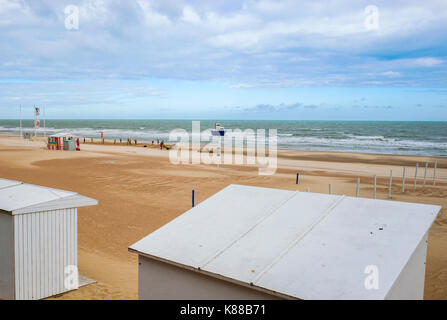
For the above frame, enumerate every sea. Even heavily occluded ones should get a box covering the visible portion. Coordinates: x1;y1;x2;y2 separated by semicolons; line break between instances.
1;119;446;157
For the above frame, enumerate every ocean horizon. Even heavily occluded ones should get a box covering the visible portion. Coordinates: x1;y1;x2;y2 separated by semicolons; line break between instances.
1;119;446;157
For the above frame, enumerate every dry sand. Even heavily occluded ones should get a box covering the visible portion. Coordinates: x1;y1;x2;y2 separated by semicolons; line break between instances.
0;134;446;299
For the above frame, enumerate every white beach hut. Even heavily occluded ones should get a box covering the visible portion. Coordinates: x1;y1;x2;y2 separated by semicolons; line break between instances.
129;184;441;300
0;178;98;300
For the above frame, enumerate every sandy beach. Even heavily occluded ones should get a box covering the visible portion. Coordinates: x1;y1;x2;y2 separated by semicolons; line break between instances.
0;134;446;300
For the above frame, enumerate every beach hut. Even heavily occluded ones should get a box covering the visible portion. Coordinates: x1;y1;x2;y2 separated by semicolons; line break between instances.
0;178;98;300
48;132;75;150
129;184;441;300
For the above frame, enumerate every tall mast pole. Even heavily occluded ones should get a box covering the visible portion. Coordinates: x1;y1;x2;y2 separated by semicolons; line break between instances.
43;105;46;138
19;104;22;138
34;104;36;139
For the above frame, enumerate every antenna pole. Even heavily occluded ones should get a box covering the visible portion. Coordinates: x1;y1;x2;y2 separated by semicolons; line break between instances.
33;104;36;139
19;104;22;138
43;105;46;138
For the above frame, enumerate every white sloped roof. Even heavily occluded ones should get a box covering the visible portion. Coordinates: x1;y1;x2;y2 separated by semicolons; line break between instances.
129;184;441;300
0;178;98;215
0;178;22;189
49;132;74;137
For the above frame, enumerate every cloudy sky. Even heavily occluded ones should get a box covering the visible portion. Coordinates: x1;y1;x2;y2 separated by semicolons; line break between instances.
1;0;446;120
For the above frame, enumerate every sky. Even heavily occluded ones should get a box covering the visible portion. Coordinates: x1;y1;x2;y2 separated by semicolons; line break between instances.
0;0;446;120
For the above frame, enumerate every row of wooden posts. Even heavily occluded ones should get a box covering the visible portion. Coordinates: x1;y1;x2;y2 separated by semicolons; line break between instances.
297;160;439;199
191;160;439;207
83;137;138;145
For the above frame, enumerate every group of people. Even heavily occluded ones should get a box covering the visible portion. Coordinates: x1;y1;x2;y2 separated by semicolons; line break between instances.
124;138;138;145
118;137;167;149
82;135;167;149
151;139;165;149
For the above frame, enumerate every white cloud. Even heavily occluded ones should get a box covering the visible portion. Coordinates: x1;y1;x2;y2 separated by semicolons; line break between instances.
380;71;401;78
204;11;258;32
209;31;261;49
137;0;171;26
79;0;109;22
181;6;201;25
0;0;446;87
228;83;256;89
0;0;32;26
411;57;444;67
0;0;25;13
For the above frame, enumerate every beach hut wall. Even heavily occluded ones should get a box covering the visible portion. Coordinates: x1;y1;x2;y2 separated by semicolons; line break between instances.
0;178;98;300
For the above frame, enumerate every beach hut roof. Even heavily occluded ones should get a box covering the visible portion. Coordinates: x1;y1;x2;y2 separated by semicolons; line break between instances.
49;132;74;137
129;184;441;300
0;178;98;215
